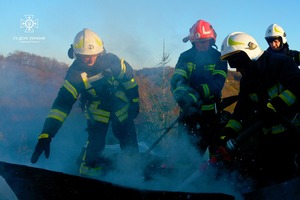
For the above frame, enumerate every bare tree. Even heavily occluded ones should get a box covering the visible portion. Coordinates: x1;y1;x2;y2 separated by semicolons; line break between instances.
156;39;171;67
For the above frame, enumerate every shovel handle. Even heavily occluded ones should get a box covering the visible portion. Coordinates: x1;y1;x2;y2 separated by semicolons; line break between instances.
145;118;179;154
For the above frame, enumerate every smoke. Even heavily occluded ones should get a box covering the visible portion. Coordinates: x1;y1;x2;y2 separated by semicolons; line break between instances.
0;61;247;200
0;108;247;199
0;106;247;200
96;133;247;200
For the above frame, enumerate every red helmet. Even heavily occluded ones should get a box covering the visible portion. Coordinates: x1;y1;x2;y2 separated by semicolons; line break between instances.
183;20;217;43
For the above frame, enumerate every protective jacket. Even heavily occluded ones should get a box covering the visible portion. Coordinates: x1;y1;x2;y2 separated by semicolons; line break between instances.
171;46;227;155
41;52;139;138
221;51;300;186
225;51;300;135
171;46;227;113
266;43;300;66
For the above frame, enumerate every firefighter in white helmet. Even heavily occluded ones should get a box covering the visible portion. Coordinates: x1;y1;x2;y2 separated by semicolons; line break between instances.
265;23;300;66
171;19;228;157
219;32;300;189
265;24;300;176
31;28;140;176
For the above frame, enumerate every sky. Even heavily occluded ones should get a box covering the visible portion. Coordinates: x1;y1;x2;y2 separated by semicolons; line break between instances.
2;1;300;198
1;0;300;69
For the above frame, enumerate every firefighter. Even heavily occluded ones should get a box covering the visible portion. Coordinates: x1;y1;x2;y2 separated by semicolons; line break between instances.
219;32;300;188
265;23;300;66
265;24;300;175
170;19;228;157
31;28;140;176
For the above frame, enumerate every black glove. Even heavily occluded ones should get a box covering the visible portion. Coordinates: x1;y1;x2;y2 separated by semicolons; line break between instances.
173;87;199;108
128;102;139;119
220;126;240;151
31;133;51;164
218;127;238;147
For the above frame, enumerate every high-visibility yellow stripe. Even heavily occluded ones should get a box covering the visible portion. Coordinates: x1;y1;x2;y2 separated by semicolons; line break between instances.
174;69;188;79
47;109;67;122
225;119;242;132
92;115;110;123
115;90;129;102
279;90;296;107
123;78;137;90
91;110;110;118
202;84;210;98
80;163;102;176
115;104;129;122
271;124;287;134
173;86;187;93
63;80;78;99
204;64;215;71
268;83;284;99
201;103;215;111
187;62;196;76
188;93;197;103
118;59;126;79
212;69;227;78
38;133;49;139
132;97;139;103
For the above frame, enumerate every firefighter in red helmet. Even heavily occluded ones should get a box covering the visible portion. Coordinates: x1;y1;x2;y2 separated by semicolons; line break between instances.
171;20;228;157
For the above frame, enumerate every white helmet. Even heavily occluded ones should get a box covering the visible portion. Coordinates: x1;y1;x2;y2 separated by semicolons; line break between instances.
72;28;104;56
220;32;263;61
265;24;287;44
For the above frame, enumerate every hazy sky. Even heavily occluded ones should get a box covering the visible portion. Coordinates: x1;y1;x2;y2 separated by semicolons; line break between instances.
1;0;300;69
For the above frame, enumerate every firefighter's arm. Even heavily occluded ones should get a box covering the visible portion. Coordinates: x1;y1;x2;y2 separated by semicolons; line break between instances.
31;80;78;163
170;68;201;112
267;89;297;115
114;58;140;119
199;60;227;100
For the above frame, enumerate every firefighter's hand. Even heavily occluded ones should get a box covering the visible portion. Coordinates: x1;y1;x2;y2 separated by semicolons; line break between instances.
31;133;51;164
173;87;199;109
226;139;237;151
218;127;238;147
